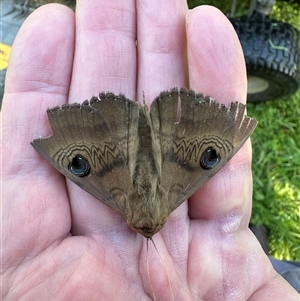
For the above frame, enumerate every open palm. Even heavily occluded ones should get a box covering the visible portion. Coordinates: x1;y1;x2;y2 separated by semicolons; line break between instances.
2;1;297;300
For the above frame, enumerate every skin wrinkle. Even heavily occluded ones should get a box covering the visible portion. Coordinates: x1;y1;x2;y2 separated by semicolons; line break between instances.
220;212;243;234
140;24;185;54
76;3;136;34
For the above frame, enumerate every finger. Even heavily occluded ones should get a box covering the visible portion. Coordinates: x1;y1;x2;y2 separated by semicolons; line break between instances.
69;0;137;101
4;4;75;127
67;0;138;236
2;4;75;265
136;0;188;103
188;6;247;104
186;6;253;222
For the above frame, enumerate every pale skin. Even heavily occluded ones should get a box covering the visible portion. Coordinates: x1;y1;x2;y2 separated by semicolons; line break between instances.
1;1;298;300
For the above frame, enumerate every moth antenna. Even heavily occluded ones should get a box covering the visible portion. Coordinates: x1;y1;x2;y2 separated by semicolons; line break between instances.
175;91;181;124
148;238;175;301
146;239;157;301
142;91;146;105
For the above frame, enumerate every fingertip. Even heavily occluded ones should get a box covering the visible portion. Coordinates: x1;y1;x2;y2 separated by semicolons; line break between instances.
5;3;75;97
187;5;247;104
3;4;76;164
186;7;253;220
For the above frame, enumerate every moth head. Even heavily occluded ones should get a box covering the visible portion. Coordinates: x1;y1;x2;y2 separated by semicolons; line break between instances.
125;186;169;238
129;220;166;238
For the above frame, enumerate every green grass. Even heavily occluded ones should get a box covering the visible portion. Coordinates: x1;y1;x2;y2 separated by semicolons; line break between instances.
248;91;300;260
271;1;300;30
188;0;300;31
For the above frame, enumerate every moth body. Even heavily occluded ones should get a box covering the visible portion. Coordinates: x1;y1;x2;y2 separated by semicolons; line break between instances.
126;105;169;237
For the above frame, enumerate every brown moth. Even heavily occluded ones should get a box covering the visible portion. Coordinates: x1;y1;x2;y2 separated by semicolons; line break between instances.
31;88;257;238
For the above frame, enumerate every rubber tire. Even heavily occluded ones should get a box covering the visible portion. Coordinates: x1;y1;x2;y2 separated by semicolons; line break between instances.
229;16;300;102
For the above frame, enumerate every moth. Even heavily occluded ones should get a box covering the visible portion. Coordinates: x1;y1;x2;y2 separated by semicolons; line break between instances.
31;88;257;238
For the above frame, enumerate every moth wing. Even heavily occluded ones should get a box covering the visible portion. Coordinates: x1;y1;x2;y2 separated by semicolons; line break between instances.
150;88;257;214
31;93;140;216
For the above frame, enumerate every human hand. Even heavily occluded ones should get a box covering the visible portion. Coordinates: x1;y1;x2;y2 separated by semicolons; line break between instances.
2;1;298;300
